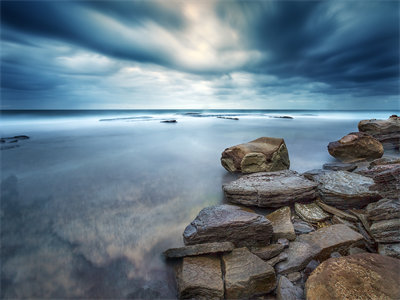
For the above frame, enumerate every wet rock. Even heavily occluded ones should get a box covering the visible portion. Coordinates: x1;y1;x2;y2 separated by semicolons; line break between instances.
366;198;400;221
266;252;288;267
286;272;302;283
250;243;284;260
276;224;363;274
222;247;276;299
292;219;315;234
305;253;400;300
276;276;304;300
221;137;290;173
266;206;296;241
183;205;273;247
322;162;357;172
223;170;318;208
315;171;381;209
378;243;400;259
164;242;234;258
317;200;358;222
160;119;177;123
370;219;400;243
358;115;400;150
176;255;224;299
294;202;330;223
327;132;384;162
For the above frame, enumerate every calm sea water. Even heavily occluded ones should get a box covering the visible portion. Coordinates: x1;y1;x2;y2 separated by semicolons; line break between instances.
0;110;398;298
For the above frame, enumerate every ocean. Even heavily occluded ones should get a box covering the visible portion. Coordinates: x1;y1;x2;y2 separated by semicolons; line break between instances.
0;109;398;298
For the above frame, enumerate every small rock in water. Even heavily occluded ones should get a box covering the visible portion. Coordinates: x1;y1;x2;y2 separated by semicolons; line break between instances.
163;241;234;258
276;276;304;300
294;202;330;223
160;119;177;123
266;206;296;241
216;116;239;120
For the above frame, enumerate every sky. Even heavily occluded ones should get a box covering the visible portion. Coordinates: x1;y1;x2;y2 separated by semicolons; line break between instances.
1;0;399;110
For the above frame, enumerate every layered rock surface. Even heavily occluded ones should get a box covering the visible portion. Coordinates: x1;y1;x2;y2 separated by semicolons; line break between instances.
294;202;330;223
266;206;296;241
221;137;290;173
223;170;318;208
358;115;400;150
183;205;273;247
164;242;234;258
305;253;400;300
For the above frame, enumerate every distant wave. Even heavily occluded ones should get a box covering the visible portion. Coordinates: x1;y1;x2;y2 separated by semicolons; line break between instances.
99;116;153;122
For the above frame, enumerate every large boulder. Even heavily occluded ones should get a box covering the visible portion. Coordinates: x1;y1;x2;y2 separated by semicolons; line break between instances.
276;224;363;274
221;137;290;173
223;170;318;208
176;255;224;299
315;171;381;209
266;206;296;241
305;253;400;300
222;247;276;299
164;242;234;259
183;205;273;247
327;132;383;162
358;115;400;150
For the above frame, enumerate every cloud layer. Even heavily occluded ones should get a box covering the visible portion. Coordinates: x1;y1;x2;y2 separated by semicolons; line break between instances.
1;0;399;109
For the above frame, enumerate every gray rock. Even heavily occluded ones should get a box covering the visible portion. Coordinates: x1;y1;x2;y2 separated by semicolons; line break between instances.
323;162;357;172
330;252;342;258
222;247;277;299
370;219;400;243
275;241;319;274
267;252;288;266
292;219;315;234
294;202;330;223
183;205;273;247
223;170;318;208
176;255;224;299
331;215;358;232
348;247;367;255
367;198;400;221
276;276;304;300
277;238;290;248
221;137;290;173
286;272;302;283
315;171;382;209
164;242;234;258
302;169;325;181
250;243;284;260
266;206;296;241
378;243;400;259
303;259;320;279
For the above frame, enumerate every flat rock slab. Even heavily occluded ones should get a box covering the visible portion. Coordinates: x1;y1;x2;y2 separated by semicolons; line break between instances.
305;253;400;300
164;242;234;258
183;205;273;247
223;247;276;299
223;170;318;208
370;218;400;243
292;218;315;234
294;202;330;223
266;206;296;241
322;162;357;172
250;243;284;260
315;171;381;209
276;224;363;274
176;255;224;299
366;198;400;221
221;137;290;173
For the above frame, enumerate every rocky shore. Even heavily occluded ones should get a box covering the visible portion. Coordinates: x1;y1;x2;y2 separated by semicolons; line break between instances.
164;115;400;299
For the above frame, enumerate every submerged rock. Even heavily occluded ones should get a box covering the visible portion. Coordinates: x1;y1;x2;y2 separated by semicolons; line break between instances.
163;242;234;258
223;170;318;208
266;206;296;241
222;247;277;299
183;205;273;247
294;202;330;223
358;115;400;150
305;253;400;300
220;137;290;173
327;132;384;162
176;255;224;299
315;171;381;209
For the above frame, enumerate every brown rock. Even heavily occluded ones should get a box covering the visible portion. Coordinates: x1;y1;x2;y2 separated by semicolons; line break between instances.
176;255;224;299
223;170;318;208
294;202;330;223
322;162;357;172
358;115;400;150
305;253;400;300
222;247;277;299
250;243;284;260
266;252;288;266
370;218;400;243
316;200;358;222
366;198;400;221
266;206;296;241
360;164;400;199
327;132;384;162
221;137;290;173
164;242;234;258
183;205;273;247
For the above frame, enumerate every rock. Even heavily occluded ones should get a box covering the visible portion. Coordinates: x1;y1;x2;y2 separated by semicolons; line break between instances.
276;276;303;300
160;119;177;123
330;252;341;258
370;219;400;243
266;207;296;241
266;252;288;266
347;247;367;255
250;243;284;260
286;272;302;282
366;198;400;221
302;169;325;181
292;219;315;234
327;132;384;162
315;171;381;209
276;224;363;274
370;156;400;167
294;202;330;223
305;253;400;300
222;247;276;299
164;242;234;258
363;164;400;200
183;205;273;247
221;137;290;173
331;215;358;232
271;115;294;119
316;200;358;222
322;162;357;172
216;116;239;120
358;115;400;150
176;255;224;299
277;238;290;248
223;170;318;208
303;259;320;279
378;243;400;259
